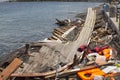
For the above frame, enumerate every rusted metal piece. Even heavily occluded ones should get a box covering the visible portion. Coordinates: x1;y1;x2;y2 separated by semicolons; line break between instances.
0;58;23;80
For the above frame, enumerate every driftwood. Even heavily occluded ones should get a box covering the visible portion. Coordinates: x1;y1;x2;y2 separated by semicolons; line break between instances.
11;62;73;77
45;62;114;78
53;29;64;34
51;26;77;41
58;27;68;31
11;53;83;78
48;37;55;40
61;26;76;38
52;30;63;36
60;26;71;30
52;32;67;41
51;36;59;40
0;58;23;80
54;28;66;33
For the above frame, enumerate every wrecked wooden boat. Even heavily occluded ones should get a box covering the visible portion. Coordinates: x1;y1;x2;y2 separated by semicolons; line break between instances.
55;18;84;27
55;18;69;26
0;5;120;80
0;7;95;80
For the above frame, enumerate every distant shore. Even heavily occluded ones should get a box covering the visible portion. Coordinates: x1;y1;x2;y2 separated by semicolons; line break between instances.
9;0;106;2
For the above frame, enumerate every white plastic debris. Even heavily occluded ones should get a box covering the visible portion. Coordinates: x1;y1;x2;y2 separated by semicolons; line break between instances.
93;75;104;80
88;53;107;65
102;66;117;73
95;55;107;65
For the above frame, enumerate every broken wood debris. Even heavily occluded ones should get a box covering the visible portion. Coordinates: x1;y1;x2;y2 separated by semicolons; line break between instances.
0;58;23;80
0;5;120;80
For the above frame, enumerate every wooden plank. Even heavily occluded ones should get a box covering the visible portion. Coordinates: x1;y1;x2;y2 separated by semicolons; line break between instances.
60;26;71;31
61;26;76;38
52;32;67;41
52;30;63;36
65;8;96;62
10;62;114;78
51;36;59;40
11;62;73;77
0;58;23;80
48;37;55;40
54;28;65;33
45;62;114;78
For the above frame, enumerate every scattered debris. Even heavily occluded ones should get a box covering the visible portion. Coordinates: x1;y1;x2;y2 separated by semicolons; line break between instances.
0;5;120;80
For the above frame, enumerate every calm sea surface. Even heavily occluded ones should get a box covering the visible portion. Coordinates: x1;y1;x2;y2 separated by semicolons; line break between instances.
0;2;101;55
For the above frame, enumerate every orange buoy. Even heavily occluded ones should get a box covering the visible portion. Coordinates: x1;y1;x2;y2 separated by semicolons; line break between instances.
102;48;112;59
98;48;112;59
